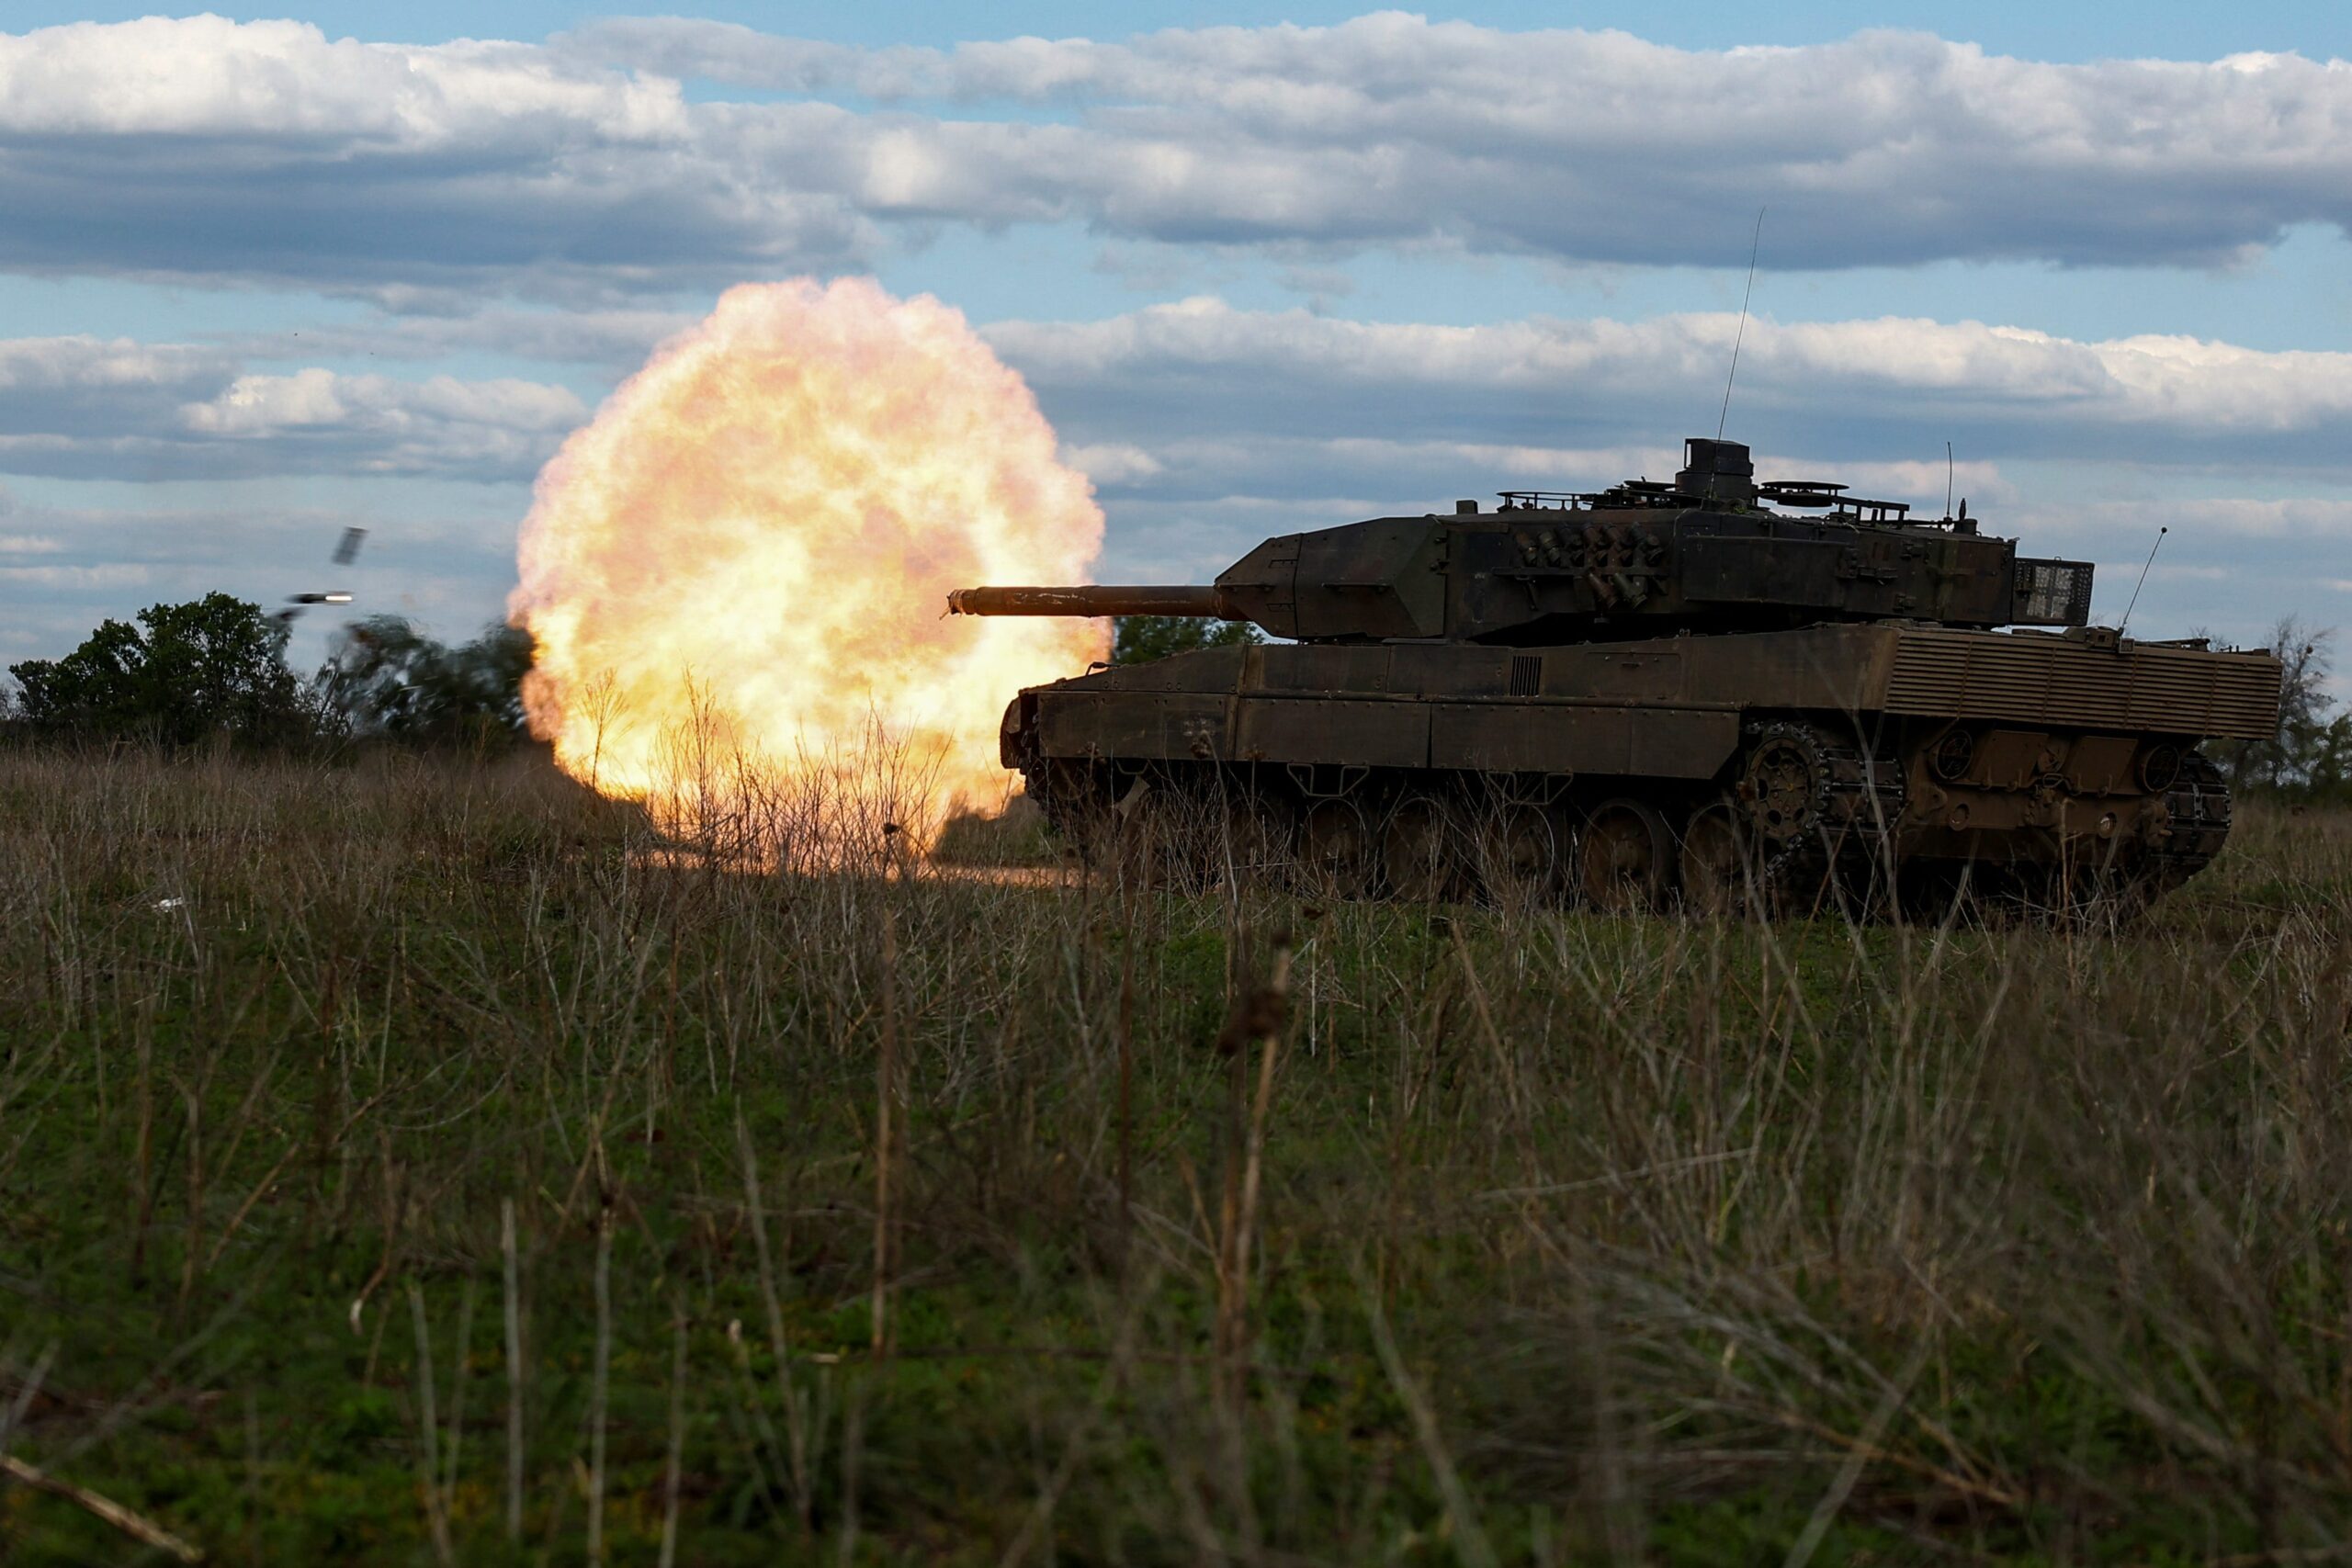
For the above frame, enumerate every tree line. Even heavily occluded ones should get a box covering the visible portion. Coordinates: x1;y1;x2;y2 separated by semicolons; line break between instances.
3;595;2346;801
0;601;1265;754
4;592;535;751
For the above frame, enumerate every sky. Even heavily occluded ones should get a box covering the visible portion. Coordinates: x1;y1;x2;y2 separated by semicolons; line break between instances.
3;4;2350;692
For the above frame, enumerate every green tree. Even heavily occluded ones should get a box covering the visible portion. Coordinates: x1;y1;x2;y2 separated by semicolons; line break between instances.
1112;615;1262;666
319;615;535;748
2221;616;2347;800
8;592;306;745
2303;713;2352;803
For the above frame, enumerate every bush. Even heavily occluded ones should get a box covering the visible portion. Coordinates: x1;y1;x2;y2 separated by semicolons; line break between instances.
6;592;308;746
315;615;535;750
1113;613;1261;666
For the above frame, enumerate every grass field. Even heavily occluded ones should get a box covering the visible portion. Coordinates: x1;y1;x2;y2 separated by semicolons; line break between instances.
4;748;2351;1564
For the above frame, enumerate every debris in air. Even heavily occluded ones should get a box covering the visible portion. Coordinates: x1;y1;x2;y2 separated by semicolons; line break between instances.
279;527;369;624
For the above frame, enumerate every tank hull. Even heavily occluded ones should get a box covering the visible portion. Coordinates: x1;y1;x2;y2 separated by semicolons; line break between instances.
1001;625;2278;914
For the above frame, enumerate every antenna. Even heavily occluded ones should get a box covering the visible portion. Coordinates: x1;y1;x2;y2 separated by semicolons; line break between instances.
2118;525;2168;635
1945;442;1954;519
1716;206;1766;441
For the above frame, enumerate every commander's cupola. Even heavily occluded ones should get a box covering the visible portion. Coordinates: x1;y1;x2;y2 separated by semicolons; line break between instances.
1674;437;1757;507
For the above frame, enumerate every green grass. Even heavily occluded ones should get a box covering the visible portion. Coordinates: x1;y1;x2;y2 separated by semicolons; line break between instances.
3;748;2350;1563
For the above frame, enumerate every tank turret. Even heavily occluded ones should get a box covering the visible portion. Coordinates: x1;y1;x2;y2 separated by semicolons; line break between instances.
947;437;2093;645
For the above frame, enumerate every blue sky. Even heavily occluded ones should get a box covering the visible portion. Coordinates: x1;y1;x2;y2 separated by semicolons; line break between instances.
2;4;2349;687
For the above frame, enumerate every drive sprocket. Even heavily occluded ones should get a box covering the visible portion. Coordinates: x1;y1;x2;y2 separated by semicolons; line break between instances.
1736;719;1905;909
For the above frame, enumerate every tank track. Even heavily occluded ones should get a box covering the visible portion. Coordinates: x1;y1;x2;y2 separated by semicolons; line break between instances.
1015;728;2230;919
2151;750;2232;888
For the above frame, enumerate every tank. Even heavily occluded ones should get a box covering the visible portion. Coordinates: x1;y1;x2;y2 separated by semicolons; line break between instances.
947;437;2282;915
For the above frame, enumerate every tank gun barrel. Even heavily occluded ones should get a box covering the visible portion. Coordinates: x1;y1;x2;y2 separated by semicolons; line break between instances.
946;585;1238;619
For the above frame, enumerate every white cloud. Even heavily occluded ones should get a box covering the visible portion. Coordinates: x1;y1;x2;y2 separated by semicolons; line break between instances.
1059;442;1163;485
985;300;2352;468
174;368;588;478
0;561;153;589
572;16;2352;270
183;367;351;434
181;370;583;440
2018;497;2352;544
0;17;681;142
0;333;587;481
9;301;2352;492
2;16;2352;296
0;334;228;391
0;17;876;297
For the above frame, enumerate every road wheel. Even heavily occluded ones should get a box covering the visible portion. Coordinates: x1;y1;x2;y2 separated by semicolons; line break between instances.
1382;795;1463;904
1216;785;1295;889
1578;797;1673;912
1476;803;1564;909
1059;770;1135;877
1101;773;1219;894
1300;797;1377;901
1106;777;1176;891
1677;801;1751;918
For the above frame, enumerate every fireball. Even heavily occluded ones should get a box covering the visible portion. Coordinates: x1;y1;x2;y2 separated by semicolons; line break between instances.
510;277;1106;851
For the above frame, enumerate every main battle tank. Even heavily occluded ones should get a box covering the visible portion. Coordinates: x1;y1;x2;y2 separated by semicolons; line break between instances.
948;438;2282;914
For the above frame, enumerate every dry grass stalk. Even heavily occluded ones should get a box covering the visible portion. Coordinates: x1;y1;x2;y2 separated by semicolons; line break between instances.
1117;909;1137;1265
586;1192;614;1566
1359;1260;1499;1568
835;1380;865;1568
176;1083;203;1311
406;1280;455;1566
1213;931;1294;1412
1778;1340;1932;1568
2;1450;206;1562
440;1282;475;1541
872;902;899;1361
737;1113;815;1529
659;1300;688;1568
500;1195;525;1544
